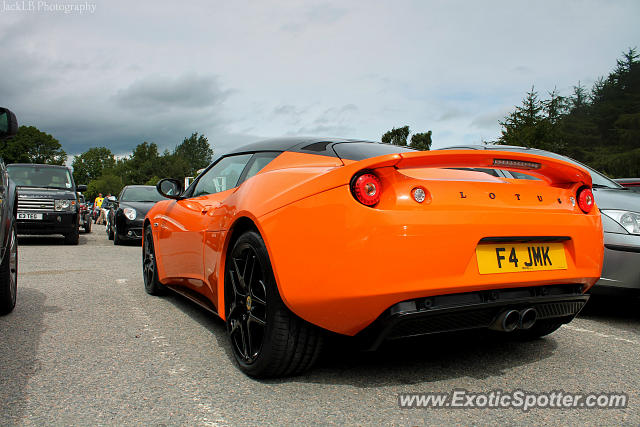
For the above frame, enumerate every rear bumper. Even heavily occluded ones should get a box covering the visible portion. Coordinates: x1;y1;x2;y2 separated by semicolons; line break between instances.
357;284;587;349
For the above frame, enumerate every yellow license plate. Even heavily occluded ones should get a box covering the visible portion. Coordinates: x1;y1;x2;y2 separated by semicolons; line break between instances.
476;243;567;274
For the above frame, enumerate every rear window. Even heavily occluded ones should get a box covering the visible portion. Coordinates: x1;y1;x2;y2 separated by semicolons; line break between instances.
332;142;415;161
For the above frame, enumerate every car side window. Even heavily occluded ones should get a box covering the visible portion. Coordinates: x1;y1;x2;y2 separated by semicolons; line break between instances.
238;152;281;186
192;154;253;197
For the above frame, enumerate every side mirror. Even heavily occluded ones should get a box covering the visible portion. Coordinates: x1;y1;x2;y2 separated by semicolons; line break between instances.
156;178;184;200
77;184;87;192
0;107;18;139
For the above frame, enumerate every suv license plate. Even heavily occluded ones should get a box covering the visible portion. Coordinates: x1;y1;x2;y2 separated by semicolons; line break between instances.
17;213;43;220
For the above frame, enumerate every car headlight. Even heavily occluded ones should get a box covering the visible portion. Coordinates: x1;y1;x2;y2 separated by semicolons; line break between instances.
123;208;136;221
54;199;72;211
601;210;640;235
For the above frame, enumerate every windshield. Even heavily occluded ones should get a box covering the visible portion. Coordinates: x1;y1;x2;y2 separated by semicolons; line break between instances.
7;164;73;189
120;186;165;202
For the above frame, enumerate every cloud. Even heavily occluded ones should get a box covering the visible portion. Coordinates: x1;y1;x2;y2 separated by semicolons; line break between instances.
115;74;233;112
281;2;348;32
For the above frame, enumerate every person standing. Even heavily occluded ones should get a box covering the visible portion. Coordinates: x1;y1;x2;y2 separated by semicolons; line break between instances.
93;193;104;223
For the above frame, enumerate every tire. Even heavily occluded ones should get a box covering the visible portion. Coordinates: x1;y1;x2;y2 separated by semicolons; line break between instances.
510;319;564;340
225;231;323;378
84;218;92;233
0;222;17;315
108;224;114;240
113;226;122;245
143;226;166;295
64;227;79;245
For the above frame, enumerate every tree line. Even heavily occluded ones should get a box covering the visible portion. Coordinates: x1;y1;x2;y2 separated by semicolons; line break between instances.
73;133;213;200
495;48;640;177
0;129;213;200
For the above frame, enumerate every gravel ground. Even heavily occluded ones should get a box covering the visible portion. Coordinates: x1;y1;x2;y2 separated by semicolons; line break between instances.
1;230;638;426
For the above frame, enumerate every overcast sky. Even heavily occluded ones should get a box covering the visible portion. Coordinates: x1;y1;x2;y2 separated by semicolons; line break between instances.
1;0;639;158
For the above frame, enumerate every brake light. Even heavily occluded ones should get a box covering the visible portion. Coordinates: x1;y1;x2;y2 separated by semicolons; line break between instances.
351;173;381;206
577;187;594;213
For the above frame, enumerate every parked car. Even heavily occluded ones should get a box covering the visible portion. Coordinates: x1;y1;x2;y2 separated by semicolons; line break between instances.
614;178;640;193
77;194;92;233
107;185;166;245
0;107;18;315
440;144;640;296
100;196;115;228
7;164;87;245
142;137;603;378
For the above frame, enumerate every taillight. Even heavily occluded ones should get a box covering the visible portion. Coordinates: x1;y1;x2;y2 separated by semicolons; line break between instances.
351;172;381;206
577;187;594;213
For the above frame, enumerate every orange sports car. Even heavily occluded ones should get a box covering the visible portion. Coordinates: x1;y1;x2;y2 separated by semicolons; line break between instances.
143;137;603;378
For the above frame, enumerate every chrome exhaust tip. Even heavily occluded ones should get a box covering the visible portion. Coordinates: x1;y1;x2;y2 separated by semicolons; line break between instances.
489;309;520;332
519;308;537;330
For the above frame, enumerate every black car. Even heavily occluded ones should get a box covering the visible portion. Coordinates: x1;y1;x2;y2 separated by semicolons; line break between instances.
77;194;92;233
108;185;166;245
7;163;87;245
0;107;19;314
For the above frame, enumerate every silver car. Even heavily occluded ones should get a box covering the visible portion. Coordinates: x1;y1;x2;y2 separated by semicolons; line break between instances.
440;145;640;295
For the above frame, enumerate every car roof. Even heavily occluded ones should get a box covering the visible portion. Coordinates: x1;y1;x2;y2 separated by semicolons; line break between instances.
224;137;378;159
8;163;70;169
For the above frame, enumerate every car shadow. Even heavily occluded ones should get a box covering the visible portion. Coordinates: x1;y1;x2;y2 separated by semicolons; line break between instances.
0;288;62;424
161;291;558;386
578;294;640;336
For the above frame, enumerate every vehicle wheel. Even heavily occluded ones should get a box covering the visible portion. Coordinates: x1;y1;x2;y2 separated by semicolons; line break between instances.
143;226;166;295
84;219;92;233
113;226;122;245
64;227;79;245
510;319;564;340
108;224;114;240
0;222;17;315
225;231;323;378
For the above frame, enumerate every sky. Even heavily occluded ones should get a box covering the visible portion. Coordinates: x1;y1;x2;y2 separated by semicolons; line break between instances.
1;0;639;159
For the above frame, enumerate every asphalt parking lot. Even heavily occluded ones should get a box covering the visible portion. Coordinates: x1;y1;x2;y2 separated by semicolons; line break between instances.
1;230;639;425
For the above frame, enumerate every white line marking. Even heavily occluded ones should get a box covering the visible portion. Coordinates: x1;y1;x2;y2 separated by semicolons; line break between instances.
563;325;639;345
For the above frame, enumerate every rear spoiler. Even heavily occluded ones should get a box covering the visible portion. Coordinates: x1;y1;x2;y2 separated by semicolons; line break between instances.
347;150;593;187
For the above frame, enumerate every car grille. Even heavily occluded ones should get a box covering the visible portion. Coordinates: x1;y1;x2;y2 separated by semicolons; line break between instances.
17;197;55;212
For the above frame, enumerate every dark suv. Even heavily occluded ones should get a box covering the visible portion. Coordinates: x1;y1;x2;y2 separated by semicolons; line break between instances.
0;107;19;314
7;164;87;245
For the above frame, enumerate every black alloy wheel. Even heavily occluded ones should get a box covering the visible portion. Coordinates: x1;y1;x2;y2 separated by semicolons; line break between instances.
226;239;268;365
225;231;323;378
142;226;165;295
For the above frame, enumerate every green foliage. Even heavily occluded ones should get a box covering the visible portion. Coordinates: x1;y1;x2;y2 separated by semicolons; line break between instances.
0;125;67;165
71;147;115;185
382;126;432;150
410;131;432;151
145;176;161;186
496;48;640;177
174;132;213;176
382;126;410;146
77;133;214;198
86;173;123;200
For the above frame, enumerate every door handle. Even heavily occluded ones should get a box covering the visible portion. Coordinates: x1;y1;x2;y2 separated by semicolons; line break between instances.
201;207;209;214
